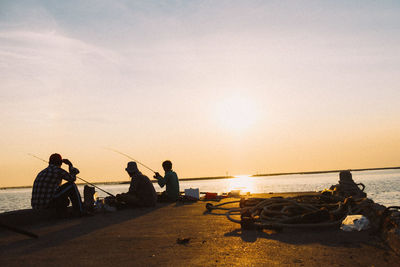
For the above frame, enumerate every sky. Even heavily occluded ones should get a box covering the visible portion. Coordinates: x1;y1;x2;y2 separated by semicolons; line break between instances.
1;0;399;187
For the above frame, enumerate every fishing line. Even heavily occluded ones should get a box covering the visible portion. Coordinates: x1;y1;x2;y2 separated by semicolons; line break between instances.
28;153;115;197
104;147;157;173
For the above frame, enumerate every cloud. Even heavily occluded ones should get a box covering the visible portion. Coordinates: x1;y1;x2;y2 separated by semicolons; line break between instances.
0;29;128;128
0;30;122;94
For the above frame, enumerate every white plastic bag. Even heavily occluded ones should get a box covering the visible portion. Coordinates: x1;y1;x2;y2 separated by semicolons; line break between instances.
340;215;370;231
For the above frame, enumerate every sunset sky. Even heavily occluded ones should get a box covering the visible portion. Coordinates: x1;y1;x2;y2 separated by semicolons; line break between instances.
1;1;399;187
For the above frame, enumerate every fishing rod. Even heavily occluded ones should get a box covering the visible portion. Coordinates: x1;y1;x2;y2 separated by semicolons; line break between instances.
28;153;115;197
28;153;48;164
104;147;157;173
0;221;38;239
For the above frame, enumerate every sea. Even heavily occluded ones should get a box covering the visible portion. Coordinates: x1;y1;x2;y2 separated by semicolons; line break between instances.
1;169;399;214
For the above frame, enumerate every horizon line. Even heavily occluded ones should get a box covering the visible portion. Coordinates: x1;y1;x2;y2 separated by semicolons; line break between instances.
1;165;399;190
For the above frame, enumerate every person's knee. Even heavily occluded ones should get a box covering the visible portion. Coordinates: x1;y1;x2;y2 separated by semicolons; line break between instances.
117;193;140;206
64;181;77;188
52;196;70;209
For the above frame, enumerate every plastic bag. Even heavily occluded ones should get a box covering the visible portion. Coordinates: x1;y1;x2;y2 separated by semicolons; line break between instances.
340;215;370;231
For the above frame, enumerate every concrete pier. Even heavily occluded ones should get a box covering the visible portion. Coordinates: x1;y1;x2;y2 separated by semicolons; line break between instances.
1;193;399;266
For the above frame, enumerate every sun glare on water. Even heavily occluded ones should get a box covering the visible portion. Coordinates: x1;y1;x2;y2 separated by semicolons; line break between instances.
215;95;258;133
228;175;255;193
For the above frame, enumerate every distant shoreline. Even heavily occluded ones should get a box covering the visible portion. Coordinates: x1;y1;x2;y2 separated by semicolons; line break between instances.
252;166;400;177
1;166;399;190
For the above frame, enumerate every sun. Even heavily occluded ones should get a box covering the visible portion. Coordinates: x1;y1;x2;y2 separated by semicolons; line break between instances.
215;95;258;132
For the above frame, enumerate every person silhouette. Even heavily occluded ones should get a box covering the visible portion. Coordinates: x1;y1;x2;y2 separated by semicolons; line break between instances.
154;160;180;202
116;161;157;207
31;153;83;216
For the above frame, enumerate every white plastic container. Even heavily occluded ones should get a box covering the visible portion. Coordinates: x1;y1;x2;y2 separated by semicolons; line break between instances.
184;188;200;199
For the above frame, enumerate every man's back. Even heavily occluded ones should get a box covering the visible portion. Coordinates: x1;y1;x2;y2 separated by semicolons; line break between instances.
162;170;179;201
31;165;65;209
129;173;157;207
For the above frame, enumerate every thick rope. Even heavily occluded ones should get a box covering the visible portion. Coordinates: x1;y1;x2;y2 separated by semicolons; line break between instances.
206;194;369;229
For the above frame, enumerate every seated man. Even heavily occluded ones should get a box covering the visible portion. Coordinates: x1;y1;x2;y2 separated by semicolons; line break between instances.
116;161;157;207
154;160;180;202
31;153;83;216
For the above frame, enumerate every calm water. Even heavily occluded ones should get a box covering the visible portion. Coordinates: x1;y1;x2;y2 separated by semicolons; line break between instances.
1;169;399;213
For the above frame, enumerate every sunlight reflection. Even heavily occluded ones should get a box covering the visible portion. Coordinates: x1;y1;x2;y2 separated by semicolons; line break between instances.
228;175;254;193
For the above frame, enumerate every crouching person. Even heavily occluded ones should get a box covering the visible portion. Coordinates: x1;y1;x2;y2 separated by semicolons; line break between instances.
116;162;157;207
31;153;84;217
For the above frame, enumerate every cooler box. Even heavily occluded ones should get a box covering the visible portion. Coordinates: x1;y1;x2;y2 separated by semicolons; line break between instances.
184;188;200;199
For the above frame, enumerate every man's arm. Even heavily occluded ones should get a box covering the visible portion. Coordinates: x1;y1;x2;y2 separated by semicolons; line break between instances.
128;175;137;193
154;172;167;187
61;159;79;182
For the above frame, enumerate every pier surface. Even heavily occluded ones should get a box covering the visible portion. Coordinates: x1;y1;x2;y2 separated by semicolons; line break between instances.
1;192;399;266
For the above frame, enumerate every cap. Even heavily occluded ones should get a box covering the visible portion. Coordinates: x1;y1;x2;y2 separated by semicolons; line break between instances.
125;161;138;172
49;153;62;165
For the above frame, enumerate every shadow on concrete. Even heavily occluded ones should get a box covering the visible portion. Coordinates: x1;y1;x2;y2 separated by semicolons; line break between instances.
175;201;198;207
224;227;386;250
0;203;169;256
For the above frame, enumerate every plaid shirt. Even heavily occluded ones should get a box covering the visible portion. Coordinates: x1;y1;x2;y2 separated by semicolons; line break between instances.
31;164;78;209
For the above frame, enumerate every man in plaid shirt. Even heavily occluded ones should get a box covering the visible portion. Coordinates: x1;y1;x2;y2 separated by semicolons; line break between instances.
31;153;83;216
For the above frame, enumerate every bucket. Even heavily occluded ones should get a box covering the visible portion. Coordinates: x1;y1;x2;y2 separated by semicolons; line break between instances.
205;192;218;199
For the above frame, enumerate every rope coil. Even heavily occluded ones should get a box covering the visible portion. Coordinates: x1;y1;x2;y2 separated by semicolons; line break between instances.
206;194;370;230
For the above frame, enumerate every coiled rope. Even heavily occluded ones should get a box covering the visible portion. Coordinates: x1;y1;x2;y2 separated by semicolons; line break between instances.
206;194;370;230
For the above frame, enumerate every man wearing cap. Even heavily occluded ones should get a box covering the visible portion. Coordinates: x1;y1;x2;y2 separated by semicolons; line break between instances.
31;153;84;216
154;160;180;202
116;161;157;207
